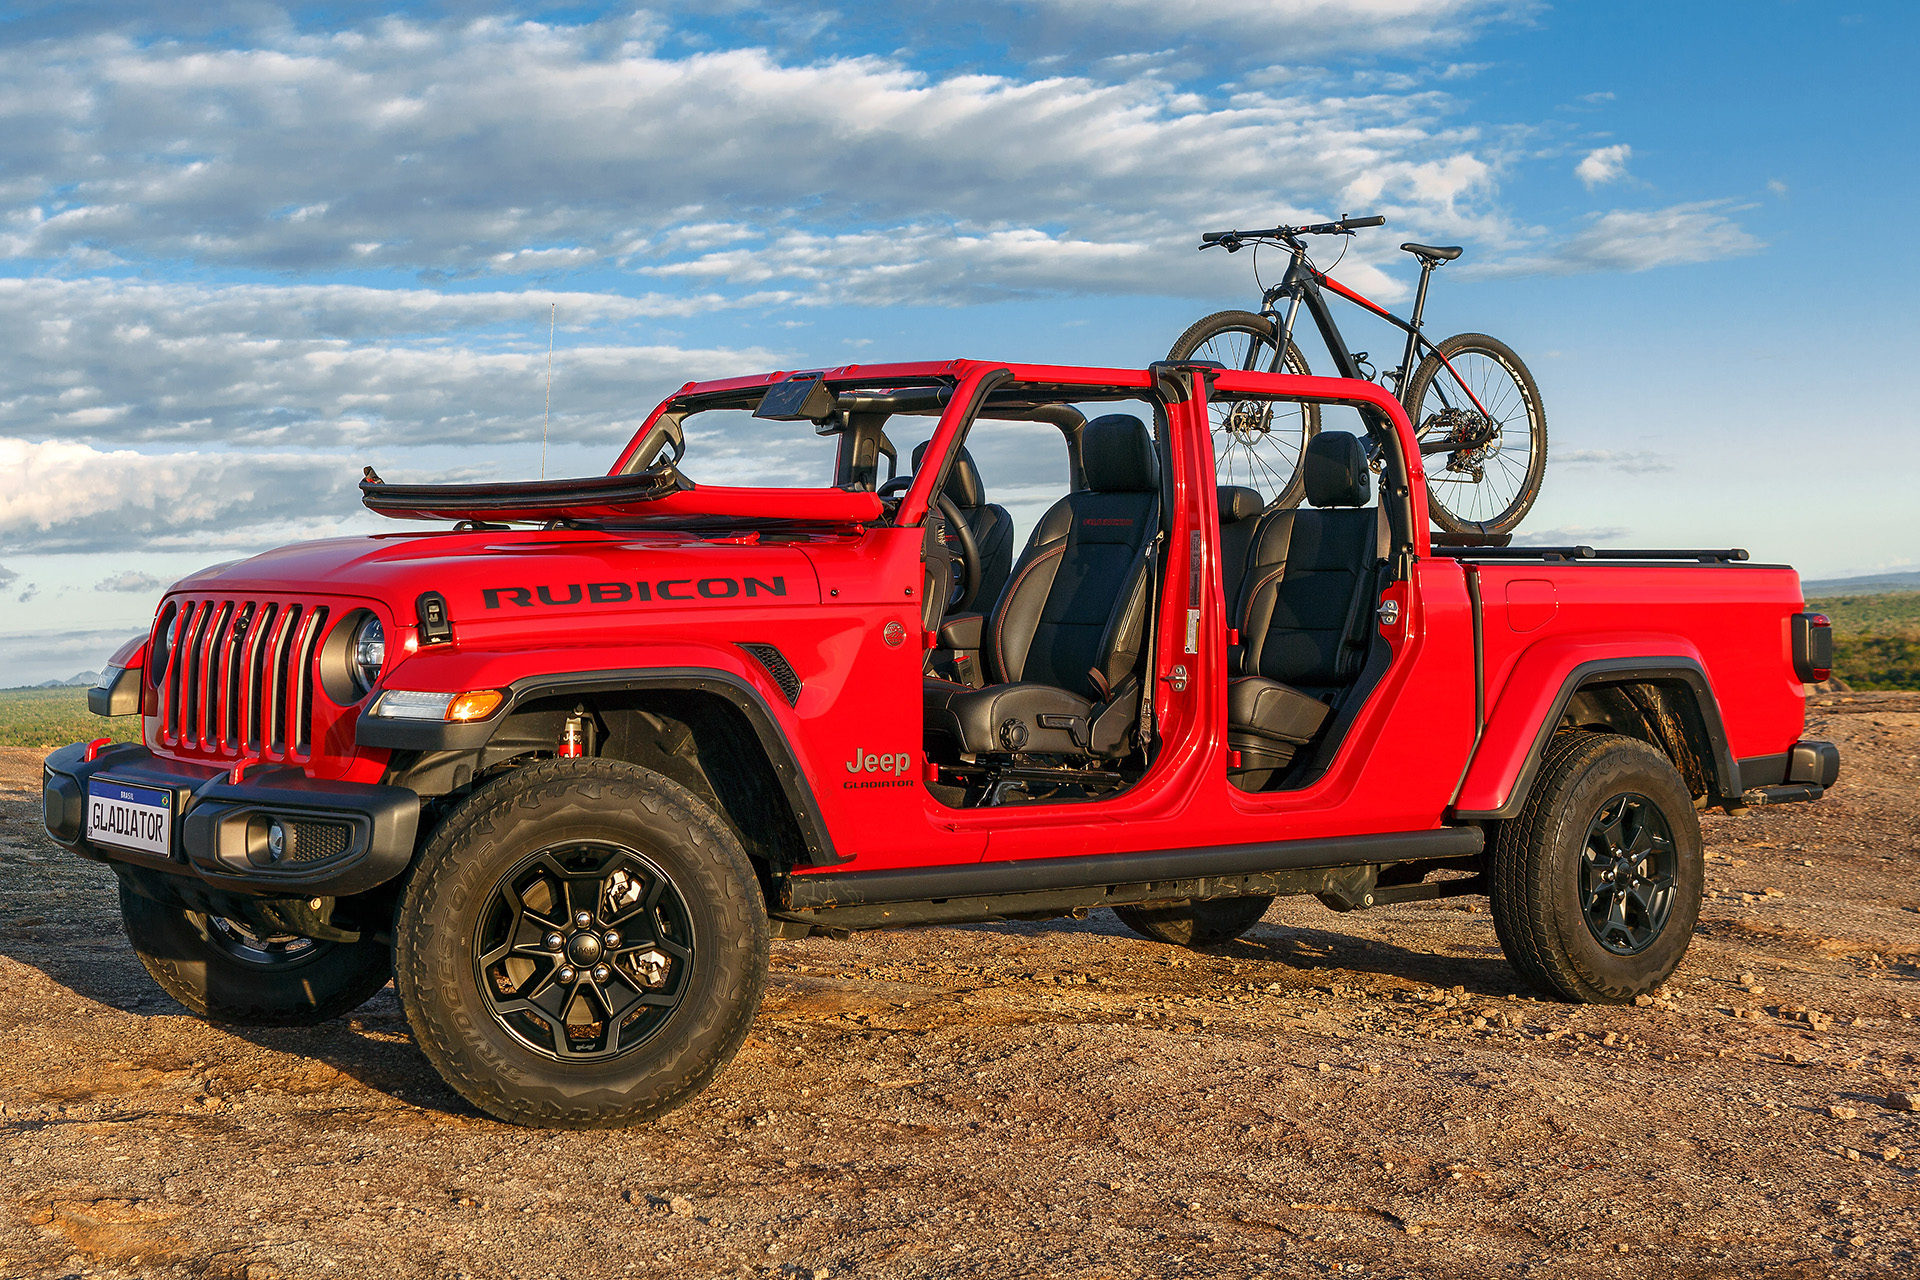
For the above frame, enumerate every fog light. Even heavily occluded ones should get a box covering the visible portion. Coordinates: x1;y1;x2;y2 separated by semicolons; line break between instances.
266;820;286;863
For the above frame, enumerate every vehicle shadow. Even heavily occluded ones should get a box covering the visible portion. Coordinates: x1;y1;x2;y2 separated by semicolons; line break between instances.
0;914;467;1116
949;909;1531;998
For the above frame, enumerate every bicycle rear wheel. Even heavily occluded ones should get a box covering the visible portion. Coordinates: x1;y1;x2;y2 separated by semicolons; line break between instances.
1168;310;1320;509
1402;332;1546;536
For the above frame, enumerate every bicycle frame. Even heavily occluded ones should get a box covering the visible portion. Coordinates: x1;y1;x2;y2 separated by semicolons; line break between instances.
1258;241;1493;425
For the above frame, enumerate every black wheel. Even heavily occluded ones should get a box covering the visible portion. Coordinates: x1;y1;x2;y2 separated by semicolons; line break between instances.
1168;310;1321;508
1113;895;1274;948
1488;733;1703;1004
394;757;769;1128
1402;332;1546;535
118;880;391;1026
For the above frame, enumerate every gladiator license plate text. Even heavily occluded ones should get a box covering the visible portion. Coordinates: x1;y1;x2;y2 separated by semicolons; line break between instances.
86;778;172;858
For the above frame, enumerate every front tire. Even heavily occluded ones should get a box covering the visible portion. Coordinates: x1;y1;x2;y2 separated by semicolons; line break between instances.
1113;895;1274;948
394;758;769;1128
119;881;391;1026
1489;733;1703;1003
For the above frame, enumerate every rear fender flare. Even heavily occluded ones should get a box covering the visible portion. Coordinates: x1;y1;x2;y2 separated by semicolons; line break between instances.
1454;654;1738;821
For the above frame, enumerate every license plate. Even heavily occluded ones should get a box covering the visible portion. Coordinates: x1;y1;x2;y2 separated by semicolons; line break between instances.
87;778;173;857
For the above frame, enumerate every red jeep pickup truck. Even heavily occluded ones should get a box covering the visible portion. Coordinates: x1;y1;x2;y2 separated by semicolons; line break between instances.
43;358;1839;1128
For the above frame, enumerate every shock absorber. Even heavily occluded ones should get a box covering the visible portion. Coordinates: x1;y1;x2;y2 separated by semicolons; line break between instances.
558;712;586;758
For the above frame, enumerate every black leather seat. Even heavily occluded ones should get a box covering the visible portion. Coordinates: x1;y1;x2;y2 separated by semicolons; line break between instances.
1216;484;1266;622
1400;242;1462;262
911;441;1014;610
1225;432;1381;785
924;414;1161;759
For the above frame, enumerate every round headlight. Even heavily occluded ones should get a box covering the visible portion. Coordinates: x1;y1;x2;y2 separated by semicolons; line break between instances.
149;605;179;686
351;614;386;693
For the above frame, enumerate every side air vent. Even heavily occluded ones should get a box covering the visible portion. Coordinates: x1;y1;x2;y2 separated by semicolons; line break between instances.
739;643;802;706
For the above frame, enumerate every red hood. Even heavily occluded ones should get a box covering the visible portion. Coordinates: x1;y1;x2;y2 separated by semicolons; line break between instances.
170;528;826;619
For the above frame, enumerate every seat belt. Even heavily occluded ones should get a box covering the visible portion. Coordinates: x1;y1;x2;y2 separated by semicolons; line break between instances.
1336;504;1391;680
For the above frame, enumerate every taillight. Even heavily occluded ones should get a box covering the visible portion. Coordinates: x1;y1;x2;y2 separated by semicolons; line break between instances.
1791;611;1832;683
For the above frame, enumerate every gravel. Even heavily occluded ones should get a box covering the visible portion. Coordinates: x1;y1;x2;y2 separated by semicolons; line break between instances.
1;693;1918;1277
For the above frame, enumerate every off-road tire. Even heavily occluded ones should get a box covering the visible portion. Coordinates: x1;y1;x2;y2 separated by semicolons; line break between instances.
1113;895;1275;948
119;880;391;1025
1489;732;1703;1003
394;757;769;1128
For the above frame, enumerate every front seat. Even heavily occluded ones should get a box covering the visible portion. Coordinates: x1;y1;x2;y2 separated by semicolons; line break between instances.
924;414;1161;759
1225;431;1382;785
911;441;1014;610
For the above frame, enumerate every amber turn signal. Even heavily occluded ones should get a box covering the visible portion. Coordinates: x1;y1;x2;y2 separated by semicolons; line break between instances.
447;689;506;721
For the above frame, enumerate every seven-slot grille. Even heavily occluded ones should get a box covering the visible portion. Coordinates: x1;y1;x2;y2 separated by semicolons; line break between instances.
157;596;330;762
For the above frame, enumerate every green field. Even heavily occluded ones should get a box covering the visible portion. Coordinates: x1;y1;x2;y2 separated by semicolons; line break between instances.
0;687;142;750
1807;590;1920;690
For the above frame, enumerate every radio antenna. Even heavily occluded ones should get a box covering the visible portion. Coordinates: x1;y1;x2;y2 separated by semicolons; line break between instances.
542;303;555;479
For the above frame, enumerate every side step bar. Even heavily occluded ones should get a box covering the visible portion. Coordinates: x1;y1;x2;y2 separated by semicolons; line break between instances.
773;828;1485;934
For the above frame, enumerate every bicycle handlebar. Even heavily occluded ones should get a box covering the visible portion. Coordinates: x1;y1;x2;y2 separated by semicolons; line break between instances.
1198;214;1386;250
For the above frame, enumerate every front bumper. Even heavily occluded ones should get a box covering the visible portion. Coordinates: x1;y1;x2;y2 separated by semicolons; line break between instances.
42;741;419;898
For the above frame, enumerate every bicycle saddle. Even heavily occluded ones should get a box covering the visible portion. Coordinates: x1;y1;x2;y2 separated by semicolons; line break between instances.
1401;242;1463;262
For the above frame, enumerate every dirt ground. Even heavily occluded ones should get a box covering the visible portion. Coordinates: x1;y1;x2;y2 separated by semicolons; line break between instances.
1;697;1917;1280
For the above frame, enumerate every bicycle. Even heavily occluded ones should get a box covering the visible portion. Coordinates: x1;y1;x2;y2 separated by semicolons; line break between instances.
1168;214;1546;536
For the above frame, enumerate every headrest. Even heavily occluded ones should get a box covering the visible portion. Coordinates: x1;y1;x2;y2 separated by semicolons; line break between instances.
1217;485;1265;523
910;440;985;509
1082;414;1159;492
1302;431;1371;508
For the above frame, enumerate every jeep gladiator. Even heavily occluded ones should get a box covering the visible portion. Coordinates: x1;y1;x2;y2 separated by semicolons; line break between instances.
42;358;1840;1127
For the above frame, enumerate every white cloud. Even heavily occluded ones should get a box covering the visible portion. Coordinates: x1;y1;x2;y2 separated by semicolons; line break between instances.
1480;201;1762;276
0;625;150;690
1557;448;1672;474
0;437;360;554
0;563;15;587
1511;524;1629;546
1575;143;1631;188
0;277;785;447
1022;0;1533;55
0;18;1509;294
94;570;162;592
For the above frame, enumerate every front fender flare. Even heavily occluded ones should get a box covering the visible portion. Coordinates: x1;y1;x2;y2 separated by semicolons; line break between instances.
358;652;840;866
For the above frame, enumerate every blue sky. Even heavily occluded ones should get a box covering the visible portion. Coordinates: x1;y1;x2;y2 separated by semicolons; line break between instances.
1;1;1915;684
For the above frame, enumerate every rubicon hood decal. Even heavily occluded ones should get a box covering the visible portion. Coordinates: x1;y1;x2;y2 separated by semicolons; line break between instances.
483;575;790;609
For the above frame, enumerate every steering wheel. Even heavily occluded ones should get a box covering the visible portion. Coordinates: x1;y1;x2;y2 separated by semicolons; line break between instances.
879;477;981;613
935;493;983;614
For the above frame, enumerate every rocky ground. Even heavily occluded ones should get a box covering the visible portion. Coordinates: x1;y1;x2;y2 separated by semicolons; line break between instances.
1;695;1916;1280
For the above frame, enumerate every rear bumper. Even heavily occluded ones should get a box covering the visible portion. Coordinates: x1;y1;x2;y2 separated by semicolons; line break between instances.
41;741;419;898
1736;738;1841;807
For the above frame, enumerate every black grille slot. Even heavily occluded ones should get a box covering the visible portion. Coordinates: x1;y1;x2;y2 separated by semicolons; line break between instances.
287;821;351;864
739;643;802;706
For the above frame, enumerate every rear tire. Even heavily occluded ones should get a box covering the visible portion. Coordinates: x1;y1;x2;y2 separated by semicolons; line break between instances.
1402;332;1546;535
1488;733;1702;1003
394;757;769;1128
1113;895;1274;948
119;881;391;1026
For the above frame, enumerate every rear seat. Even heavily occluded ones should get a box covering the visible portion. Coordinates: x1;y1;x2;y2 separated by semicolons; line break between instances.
1223;432;1382;789
1215;484;1266;621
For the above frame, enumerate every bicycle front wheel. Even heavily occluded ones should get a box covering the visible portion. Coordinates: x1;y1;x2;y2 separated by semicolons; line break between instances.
1402;332;1546;536
1168;310;1320;509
